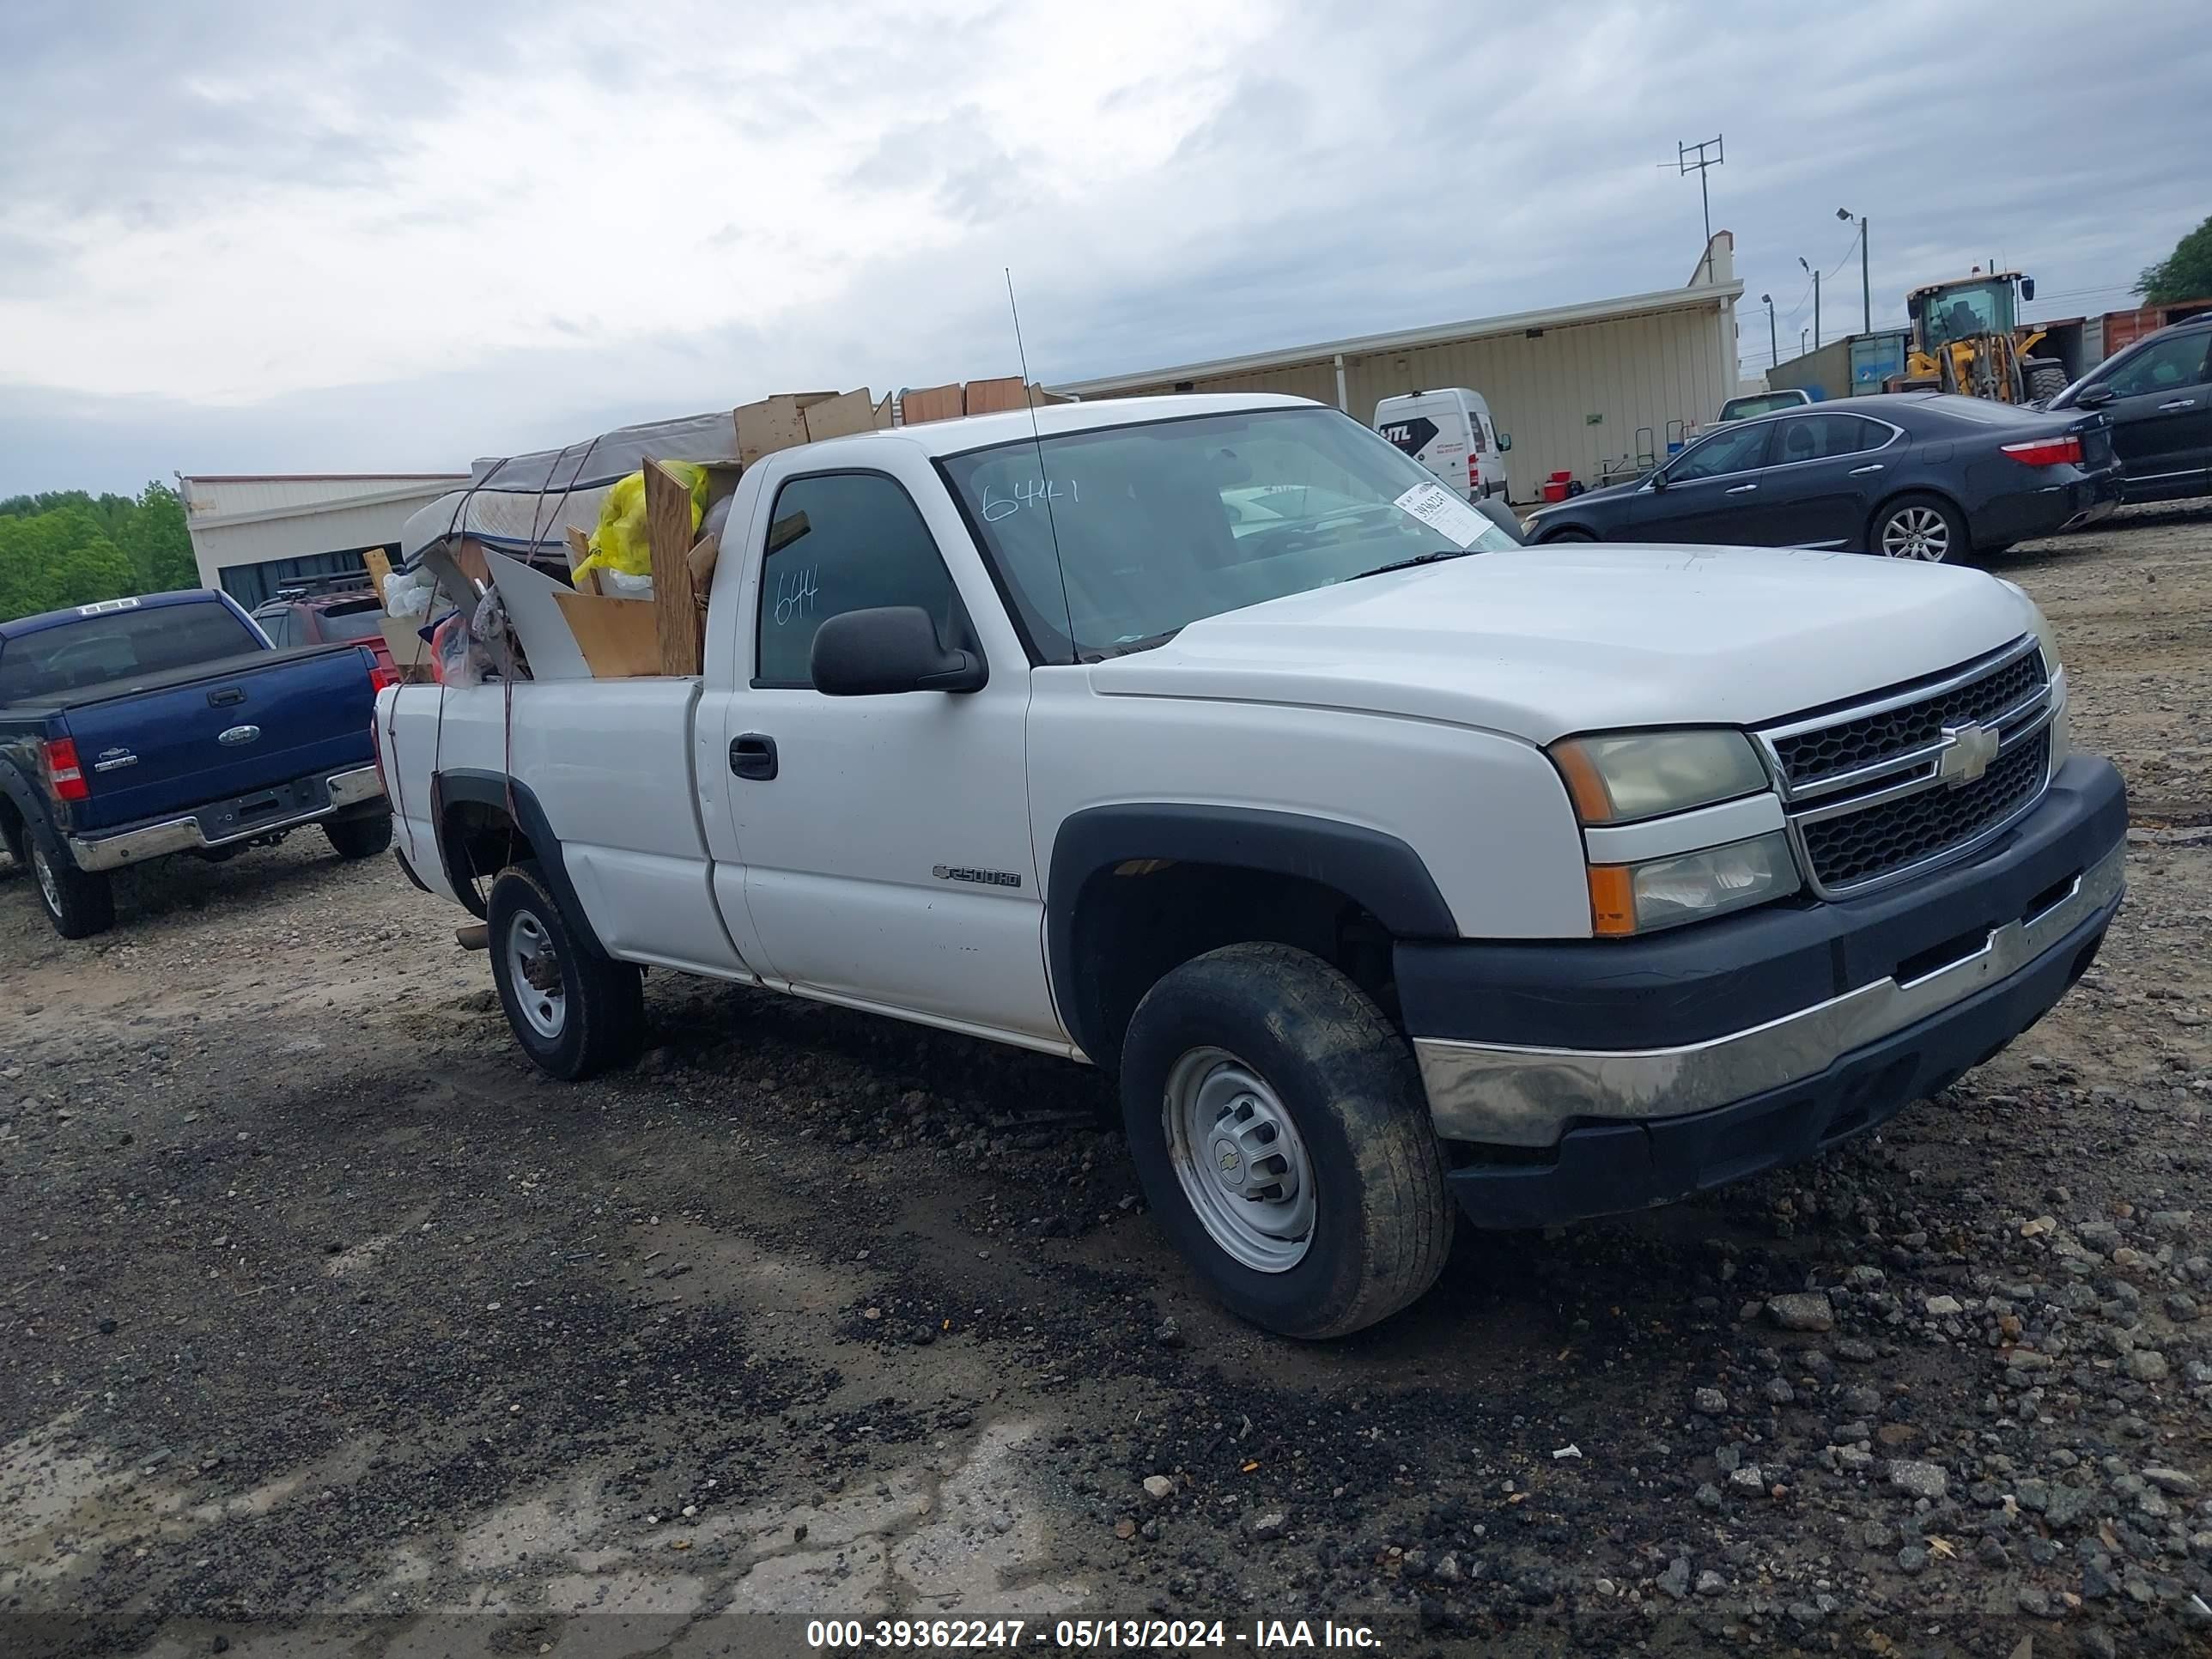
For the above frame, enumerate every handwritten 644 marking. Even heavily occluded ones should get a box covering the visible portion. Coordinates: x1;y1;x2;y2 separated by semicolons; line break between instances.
981;477;1079;522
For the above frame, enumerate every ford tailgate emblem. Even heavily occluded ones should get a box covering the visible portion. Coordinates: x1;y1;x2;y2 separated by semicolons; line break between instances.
217;724;262;746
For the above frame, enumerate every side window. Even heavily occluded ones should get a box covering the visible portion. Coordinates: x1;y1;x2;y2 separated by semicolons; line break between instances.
2105;333;2212;398
1771;414;1883;465
258;608;294;647
754;472;960;688
1468;413;1488;453
1668;422;1772;483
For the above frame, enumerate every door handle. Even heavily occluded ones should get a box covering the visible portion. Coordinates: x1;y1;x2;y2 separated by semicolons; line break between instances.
1725;483;1758;495
730;733;778;781
1848;463;1885;476
2157;398;2198;411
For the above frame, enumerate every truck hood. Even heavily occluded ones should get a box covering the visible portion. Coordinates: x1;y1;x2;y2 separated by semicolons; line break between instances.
1085;545;2038;744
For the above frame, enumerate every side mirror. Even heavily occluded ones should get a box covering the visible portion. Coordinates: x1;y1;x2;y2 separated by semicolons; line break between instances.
1649;470;1669;491
2020;276;2036;301
2075;384;2115;409
1495;432;1512;452
811;606;987;696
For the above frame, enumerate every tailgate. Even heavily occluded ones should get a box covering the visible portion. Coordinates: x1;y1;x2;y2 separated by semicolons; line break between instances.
62;646;377;834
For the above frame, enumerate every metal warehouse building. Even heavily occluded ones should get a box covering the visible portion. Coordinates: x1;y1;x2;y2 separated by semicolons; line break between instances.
1054;235;1744;503
179;472;466;609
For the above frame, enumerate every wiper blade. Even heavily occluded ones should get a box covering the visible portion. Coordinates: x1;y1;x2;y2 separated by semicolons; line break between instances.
1344;549;1471;582
1085;627;1184;661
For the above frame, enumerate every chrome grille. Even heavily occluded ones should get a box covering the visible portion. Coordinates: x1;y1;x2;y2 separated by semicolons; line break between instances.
1800;729;2051;890
1771;648;2046;791
1758;636;2057;898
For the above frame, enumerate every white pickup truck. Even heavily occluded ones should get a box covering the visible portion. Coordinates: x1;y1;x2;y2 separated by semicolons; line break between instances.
378;393;2128;1339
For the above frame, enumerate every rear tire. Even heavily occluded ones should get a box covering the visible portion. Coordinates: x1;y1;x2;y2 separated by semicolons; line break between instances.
1869;493;1969;563
1119;943;1454;1340
23;812;114;939
487;860;645;1080
325;810;394;860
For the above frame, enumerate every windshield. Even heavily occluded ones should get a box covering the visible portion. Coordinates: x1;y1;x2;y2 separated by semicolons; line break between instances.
939;407;1517;659
0;599;260;702
1918;282;2008;348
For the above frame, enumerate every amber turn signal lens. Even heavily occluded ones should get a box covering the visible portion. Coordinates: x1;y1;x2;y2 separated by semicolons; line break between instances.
1587;865;1638;936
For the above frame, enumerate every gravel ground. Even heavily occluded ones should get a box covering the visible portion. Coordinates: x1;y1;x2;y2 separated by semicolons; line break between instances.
3;504;2209;1658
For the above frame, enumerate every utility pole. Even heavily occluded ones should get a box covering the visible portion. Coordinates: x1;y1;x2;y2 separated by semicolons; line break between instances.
1678;136;1724;279
1838;208;1870;334
1798;256;1822;351
1759;294;1778;368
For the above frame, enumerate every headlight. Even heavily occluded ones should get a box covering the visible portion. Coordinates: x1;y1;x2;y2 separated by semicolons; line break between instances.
1589;830;1801;936
1550;729;1771;824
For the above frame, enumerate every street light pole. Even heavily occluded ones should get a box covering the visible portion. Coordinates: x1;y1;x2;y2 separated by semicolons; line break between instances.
1759;293;1778;368
1799;256;1820;351
1838;208;1870;334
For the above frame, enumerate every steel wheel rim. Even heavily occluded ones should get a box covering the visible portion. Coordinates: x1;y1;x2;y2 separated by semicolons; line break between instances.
31;846;61;917
506;910;566;1039
1880;506;1951;561
1162;1047;1315;1273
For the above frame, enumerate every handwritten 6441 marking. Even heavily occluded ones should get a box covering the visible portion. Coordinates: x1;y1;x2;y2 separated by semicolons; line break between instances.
981;477;1079;522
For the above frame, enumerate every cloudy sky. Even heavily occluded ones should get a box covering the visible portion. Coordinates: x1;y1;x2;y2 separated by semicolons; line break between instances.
3;0;2205;495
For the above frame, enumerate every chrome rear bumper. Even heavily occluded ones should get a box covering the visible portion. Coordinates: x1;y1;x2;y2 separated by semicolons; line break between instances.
69;766;385;872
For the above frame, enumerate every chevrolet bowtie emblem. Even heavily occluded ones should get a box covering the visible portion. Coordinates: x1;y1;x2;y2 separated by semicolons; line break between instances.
1219;1148;1240;1172
1938;721;2000;786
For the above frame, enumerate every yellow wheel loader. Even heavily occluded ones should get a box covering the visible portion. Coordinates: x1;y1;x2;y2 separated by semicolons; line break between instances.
1887;270;2070;404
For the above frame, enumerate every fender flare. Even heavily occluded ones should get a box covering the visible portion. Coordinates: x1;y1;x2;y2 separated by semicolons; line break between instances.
431;769;611;957
0;756;52;861
1043;803;1456;1063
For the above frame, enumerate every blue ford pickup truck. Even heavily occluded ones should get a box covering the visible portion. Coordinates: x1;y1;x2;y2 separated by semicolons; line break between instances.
0;590;392;938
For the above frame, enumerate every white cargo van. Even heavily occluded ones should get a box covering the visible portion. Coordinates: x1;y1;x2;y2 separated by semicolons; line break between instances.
1375;388;1511;501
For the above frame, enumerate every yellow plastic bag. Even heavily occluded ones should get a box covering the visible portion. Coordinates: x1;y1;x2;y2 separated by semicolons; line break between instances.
574;463;710;580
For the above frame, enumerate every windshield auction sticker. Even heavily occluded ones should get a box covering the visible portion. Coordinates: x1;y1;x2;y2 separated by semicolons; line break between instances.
1390;480;1489;549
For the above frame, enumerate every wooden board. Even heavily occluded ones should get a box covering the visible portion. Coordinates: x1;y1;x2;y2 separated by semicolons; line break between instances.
553;590;662;678
642;459;701;677
362;547;394;608
899;383;964;425
963;376;1027;415
802;387;877;442
562;526;600;597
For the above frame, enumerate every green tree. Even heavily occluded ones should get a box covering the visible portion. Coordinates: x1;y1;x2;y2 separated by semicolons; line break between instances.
2137;215;2212;304
0;483;197;623
118;481;197;591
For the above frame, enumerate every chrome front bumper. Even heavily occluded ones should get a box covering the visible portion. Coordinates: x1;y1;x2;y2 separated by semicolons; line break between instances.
1413;839;2124;1148
68;765;386;873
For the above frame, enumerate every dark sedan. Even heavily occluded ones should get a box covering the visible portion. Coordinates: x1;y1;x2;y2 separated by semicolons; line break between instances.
1525;392;2120;562
2045;313;2212;504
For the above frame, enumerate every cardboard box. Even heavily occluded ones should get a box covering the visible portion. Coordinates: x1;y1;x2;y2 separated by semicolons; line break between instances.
380;615;429;671
553;590;663;678
963;376;1027;415
734;392;836;465
900;383;964;425
802;388;878;442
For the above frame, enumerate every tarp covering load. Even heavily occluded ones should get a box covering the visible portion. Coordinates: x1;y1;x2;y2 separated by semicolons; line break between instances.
397;410;738;572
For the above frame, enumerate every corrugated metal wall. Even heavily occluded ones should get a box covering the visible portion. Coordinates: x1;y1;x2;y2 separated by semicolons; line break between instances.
1089;301;1733;501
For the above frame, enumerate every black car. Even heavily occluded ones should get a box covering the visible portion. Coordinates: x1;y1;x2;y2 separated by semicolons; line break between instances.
1524;392;2120;562
2045;313;2212;504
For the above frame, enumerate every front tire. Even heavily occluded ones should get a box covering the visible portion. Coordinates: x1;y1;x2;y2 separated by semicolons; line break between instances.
1870;493;1968;562
2023;361;2068;402
487;860;645;1080
325;810;394;860
23;813;113;939
1120;943;1454;1340
1539;526;1595;543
